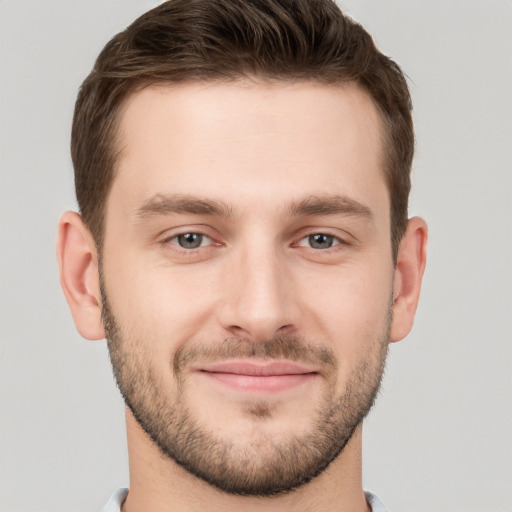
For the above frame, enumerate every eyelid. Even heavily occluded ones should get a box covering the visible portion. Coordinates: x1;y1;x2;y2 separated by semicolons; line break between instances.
295;233;342;249
158;226;221;249
165;232;213;247
292;228;352;247
158;223;212;239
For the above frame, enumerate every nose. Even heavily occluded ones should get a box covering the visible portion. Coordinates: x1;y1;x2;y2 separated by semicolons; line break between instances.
217;242;299;342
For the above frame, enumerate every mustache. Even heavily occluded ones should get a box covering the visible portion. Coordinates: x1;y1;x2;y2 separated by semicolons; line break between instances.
173;336;338;376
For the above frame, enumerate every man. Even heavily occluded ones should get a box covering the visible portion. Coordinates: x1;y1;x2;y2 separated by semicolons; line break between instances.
57;0;427;510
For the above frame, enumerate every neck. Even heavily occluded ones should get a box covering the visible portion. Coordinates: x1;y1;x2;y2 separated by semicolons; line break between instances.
122;409;370;512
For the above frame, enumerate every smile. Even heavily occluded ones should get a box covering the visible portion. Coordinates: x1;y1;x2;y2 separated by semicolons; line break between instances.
195;361;319;393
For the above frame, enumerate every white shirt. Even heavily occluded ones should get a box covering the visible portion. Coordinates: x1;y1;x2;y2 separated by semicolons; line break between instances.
102;488;388;511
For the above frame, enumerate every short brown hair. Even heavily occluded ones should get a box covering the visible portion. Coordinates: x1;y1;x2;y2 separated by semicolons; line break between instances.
72;0;413;258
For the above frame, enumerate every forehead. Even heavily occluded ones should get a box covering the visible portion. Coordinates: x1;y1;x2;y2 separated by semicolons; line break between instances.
111;80;387;216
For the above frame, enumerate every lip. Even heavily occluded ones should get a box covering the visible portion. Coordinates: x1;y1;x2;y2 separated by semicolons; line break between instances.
194;360;319;393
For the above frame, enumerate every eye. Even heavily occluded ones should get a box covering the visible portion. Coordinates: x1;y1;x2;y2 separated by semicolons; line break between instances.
299;233;340;249
173;233;212;249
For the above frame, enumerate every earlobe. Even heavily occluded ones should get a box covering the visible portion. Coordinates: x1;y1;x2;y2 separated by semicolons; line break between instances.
390;217;428;343
57;211;105;340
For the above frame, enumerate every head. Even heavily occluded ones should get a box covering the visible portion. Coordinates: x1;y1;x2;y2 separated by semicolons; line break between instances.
59;0;427;499
72;0;413;259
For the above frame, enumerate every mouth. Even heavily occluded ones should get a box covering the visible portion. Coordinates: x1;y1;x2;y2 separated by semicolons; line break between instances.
194;360;319;393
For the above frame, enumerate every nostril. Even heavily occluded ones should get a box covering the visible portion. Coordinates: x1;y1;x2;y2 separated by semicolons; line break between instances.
227;324;250;337
277;324;294;335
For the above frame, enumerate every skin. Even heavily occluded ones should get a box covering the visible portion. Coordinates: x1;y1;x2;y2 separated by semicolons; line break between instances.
57;81;427;512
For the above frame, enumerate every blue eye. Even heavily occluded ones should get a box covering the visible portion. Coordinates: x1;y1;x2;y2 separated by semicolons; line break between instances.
176;233;208;249
307;233;337;249
295;233;341;250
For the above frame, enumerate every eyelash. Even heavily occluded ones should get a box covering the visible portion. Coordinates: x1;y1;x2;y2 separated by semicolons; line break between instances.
294;233;343;250
161;231;347;253
161;232;216;253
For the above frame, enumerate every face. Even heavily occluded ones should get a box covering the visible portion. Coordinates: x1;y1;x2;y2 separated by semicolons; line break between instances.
101;81;394;495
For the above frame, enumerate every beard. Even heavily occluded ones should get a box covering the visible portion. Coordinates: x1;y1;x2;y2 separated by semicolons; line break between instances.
101;281;390;497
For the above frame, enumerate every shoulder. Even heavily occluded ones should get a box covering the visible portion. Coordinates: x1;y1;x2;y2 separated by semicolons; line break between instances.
365;491;388;512
102;488;128;512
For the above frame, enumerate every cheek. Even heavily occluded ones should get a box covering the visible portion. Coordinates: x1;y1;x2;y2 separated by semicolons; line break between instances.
101;252;216;361
295;261;392;363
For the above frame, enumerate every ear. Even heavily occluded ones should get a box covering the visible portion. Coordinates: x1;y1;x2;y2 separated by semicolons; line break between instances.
390;217;428;343
57;211;105;340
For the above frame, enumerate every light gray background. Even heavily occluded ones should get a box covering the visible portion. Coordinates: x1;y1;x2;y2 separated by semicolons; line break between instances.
1;1;511;511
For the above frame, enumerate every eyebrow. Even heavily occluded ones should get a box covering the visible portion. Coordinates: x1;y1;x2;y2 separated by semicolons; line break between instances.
135;193;372;221
135;194;233;219
287;195;373;220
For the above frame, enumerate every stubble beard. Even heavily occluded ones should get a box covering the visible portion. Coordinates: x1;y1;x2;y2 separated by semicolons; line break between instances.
101;281;390;497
